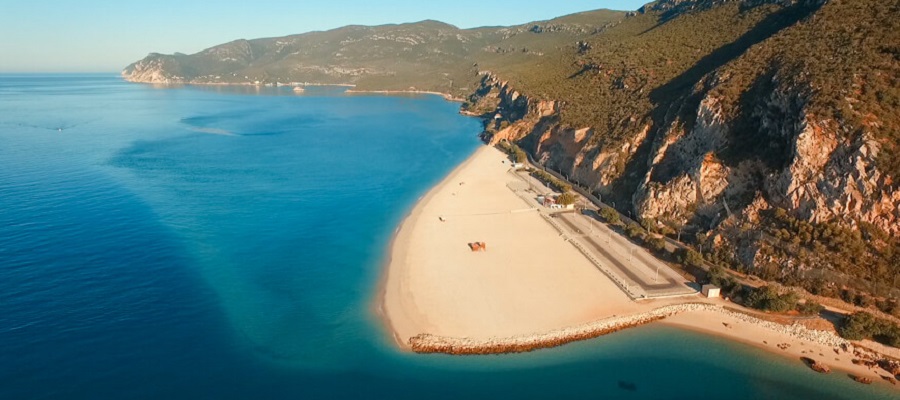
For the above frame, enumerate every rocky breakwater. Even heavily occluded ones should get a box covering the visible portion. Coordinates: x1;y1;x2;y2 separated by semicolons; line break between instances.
408;303;852;355
717;306;850;349
410;304;693;354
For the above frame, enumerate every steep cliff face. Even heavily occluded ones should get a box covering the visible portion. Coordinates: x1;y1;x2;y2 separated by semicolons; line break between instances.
639;73;899;236
468;0;898;282
473;72;644;193
477;61;898;250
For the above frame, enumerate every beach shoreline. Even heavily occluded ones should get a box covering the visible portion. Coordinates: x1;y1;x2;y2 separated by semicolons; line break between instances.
373;146;487;350
661;310;900;388
374;143;899;390
379;144;639;344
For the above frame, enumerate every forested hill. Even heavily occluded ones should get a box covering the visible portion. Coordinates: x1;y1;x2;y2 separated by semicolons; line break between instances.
126;0;900;317
122;10;624;98
468;0;900;310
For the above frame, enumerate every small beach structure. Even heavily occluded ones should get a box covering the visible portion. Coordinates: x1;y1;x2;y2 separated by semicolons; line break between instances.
701;284;721;298
542;196;556;207
468;242;487;252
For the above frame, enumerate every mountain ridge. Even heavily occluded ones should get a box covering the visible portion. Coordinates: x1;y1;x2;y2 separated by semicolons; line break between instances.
122;9;625;97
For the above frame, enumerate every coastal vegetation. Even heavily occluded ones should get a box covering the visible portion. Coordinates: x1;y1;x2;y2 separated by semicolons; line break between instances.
744;286;799;313
598;206;620;226
758;208;900;298
497;140;529;164
556;192;576;206
839;312;900;347
530;170;572;194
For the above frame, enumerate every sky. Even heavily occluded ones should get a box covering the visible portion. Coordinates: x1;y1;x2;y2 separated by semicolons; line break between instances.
0;1;648;72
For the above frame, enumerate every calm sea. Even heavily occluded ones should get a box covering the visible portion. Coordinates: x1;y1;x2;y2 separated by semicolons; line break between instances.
0;74;894;399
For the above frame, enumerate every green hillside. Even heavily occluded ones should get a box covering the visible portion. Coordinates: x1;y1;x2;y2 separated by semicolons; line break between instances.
124;10;624;98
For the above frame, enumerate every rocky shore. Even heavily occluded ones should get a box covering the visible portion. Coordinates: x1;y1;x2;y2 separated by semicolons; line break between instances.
409;303;850;355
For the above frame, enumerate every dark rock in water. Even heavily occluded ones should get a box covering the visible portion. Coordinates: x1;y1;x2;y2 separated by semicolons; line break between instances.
801;357;830;374
851;375;873;384
617;381;637;391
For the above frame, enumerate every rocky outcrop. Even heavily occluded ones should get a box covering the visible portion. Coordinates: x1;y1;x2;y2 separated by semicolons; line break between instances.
633;77;898;289
122;54;184;84
474;73;646;198
635;96;732;224
802;357;832;373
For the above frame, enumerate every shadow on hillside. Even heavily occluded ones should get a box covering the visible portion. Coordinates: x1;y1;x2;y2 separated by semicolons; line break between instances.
605;2;822;216
649;3;819;108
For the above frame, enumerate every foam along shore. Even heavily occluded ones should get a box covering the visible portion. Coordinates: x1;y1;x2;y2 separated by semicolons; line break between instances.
377;145;900;388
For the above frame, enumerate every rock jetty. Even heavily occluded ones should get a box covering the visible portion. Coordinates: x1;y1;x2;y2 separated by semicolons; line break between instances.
409;303;850;355
409;303;851;355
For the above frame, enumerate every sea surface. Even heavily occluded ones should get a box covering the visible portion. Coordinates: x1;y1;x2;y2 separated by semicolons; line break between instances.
0;74;894;399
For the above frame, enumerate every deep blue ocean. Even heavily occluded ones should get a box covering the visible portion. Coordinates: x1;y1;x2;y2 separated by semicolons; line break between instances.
0;74;894;399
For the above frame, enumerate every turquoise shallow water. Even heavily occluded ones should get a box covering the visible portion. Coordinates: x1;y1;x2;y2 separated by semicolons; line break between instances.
0;74;895;399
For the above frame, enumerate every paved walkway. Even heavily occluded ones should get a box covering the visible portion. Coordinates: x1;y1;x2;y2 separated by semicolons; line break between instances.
505;168;696;299
554;213;695;298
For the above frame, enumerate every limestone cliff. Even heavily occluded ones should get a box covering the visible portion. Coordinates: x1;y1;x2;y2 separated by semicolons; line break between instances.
466;0;899;292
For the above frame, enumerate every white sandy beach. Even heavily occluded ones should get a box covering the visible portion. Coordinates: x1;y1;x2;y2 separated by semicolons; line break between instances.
381;146;637;344
378;144;899;389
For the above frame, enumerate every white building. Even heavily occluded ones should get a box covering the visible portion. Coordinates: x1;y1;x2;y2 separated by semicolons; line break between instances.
701;284;720;298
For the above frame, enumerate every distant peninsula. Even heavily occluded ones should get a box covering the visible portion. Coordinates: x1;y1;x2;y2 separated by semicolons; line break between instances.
122;11;622;99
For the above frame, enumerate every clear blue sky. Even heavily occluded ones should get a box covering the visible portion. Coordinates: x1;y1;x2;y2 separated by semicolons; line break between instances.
0;1;648;72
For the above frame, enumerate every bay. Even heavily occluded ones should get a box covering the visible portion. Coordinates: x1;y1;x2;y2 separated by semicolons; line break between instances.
0;74;893;399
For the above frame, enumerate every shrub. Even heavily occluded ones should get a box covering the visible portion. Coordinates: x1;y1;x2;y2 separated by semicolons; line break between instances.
640;219;657;234
745;286;798;313
599;206;620;225
796;301;824;316
679;249;704;269
839;312;879;341
557;192;576;206
514;149;528;163
838;312;900;347
648;237;666;252
625;222;644;240
706;265;743;300
854;294;873;308
531;170;571;193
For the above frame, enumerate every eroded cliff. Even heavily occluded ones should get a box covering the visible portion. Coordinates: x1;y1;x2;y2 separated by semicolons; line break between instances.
466;0;899;294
